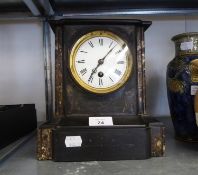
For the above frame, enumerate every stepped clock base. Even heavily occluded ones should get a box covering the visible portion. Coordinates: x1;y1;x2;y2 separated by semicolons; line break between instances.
37;116;165;161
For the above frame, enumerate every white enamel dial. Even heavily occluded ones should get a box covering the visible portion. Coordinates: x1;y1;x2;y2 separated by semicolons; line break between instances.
70;31;132;94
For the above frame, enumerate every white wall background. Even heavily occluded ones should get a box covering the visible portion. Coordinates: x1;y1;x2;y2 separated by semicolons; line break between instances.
0;21;46;121
0;16;198;121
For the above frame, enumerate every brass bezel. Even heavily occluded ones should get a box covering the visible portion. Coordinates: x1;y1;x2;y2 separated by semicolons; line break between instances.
69;30;133;94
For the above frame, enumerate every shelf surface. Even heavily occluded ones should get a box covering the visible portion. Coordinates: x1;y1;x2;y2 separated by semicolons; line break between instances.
1;117;198;175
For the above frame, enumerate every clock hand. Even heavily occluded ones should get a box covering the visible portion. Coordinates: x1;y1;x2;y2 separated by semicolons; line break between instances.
100;44;117;62
88;45;117;83
88;63;100;83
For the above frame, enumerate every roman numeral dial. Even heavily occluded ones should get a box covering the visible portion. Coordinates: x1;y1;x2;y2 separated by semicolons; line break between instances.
70;30;132;94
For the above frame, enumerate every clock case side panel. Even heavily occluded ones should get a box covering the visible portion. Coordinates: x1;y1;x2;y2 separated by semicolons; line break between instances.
63;24;138;117
54;26;65;119
136;26;147;115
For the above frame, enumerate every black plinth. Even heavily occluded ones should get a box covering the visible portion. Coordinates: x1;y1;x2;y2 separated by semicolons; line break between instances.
52;116;164;162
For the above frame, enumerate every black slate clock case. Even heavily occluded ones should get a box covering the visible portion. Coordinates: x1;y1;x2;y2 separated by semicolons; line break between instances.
64;23;139;116
37;19;165;161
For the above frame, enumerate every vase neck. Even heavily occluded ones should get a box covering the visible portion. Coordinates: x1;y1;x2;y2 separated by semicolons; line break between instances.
172;33;198;56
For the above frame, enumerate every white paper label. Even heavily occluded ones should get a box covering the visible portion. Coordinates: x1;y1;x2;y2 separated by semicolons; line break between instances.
89;117;113;126
180;41;193;51
191;85;198;95
65;136;82;147
196;113;198;127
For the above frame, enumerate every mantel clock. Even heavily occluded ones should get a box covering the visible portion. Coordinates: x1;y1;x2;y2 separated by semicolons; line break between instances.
37;19;165;161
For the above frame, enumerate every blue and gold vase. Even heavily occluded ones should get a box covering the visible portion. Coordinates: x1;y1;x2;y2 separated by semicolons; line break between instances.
167;33;198;141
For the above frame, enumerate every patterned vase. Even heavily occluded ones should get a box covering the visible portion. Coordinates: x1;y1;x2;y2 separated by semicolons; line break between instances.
167;32;198;142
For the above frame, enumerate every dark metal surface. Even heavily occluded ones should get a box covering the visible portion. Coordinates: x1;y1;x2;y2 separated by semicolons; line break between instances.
0;0;53;18
43;21;54;120
47;9;198;21
1;0;198;18
50;0;198;12
0;0;29;14
23;0;40;16
49;0;198;17
38;0;54;16
0;0;41;18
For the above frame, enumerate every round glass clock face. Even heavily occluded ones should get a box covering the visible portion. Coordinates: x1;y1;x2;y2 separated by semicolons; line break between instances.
69;30;133;94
